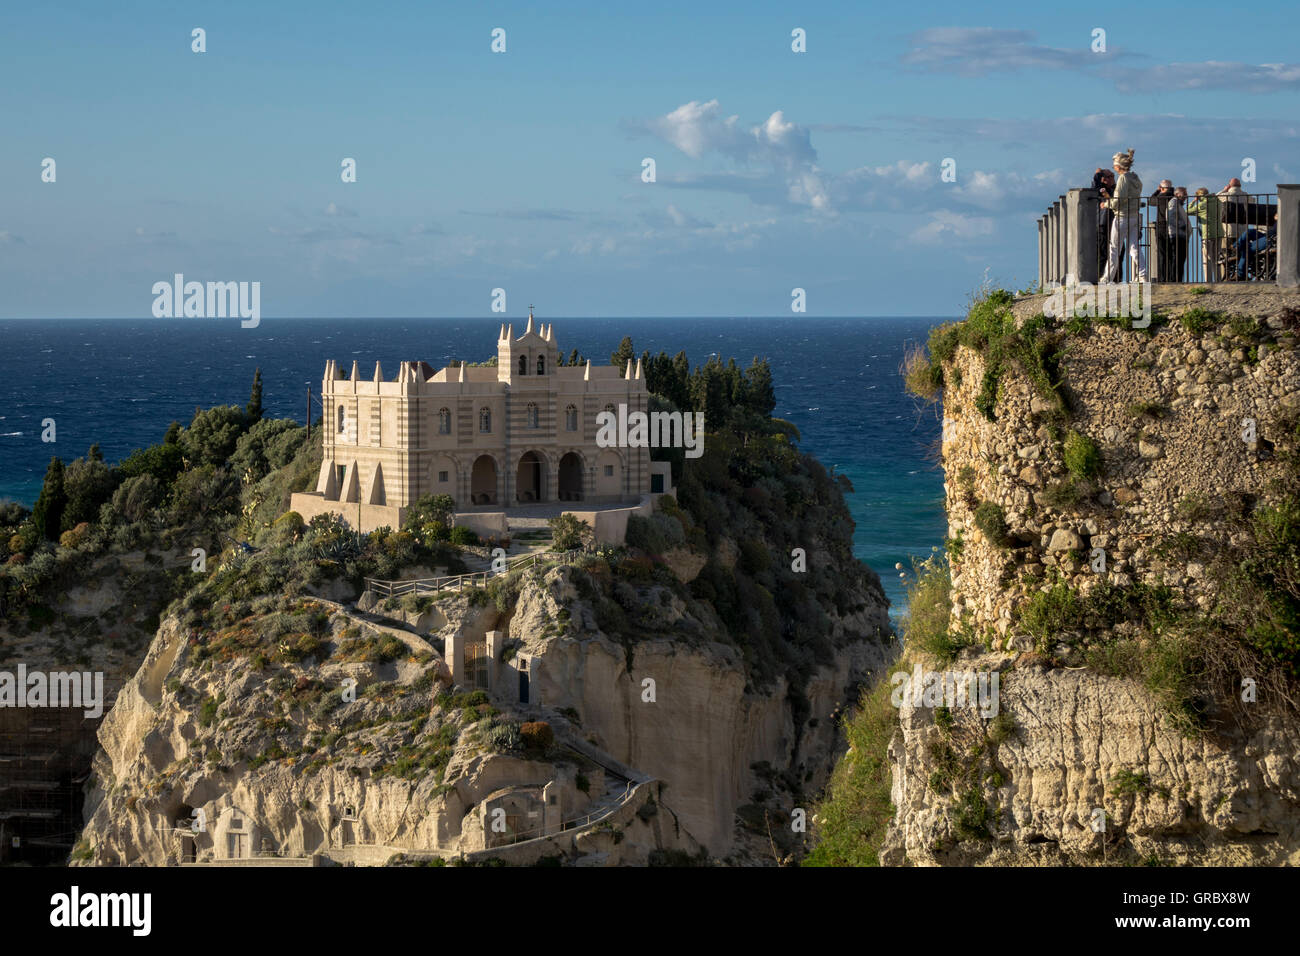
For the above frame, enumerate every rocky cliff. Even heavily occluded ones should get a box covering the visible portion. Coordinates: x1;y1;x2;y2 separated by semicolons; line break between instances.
814;285;1300;866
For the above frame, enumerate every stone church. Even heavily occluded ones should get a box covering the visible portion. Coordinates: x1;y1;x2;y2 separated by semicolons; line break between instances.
290;312;660;532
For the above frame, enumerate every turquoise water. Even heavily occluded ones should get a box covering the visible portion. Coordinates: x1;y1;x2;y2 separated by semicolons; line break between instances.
0;317;949;614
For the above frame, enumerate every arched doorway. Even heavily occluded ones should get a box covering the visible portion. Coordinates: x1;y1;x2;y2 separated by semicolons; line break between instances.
471;455;498;505
516;451;545;503
558;452;584;501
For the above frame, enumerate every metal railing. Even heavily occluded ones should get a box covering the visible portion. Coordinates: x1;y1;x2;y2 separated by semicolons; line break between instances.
484;779;644;850
1105;191;1279;284
364;548;588;599
1038;188;1290;287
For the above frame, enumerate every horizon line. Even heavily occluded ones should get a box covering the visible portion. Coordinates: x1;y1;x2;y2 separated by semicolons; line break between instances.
0;314;960;322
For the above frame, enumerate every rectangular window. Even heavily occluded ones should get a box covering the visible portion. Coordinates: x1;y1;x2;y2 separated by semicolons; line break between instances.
604;465;614;477
438;471;449;483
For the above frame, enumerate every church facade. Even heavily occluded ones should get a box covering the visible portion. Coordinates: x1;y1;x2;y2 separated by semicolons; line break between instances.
289;313;654;531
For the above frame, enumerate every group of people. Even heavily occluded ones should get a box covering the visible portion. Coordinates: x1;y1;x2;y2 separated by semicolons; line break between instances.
1092;150;1276;283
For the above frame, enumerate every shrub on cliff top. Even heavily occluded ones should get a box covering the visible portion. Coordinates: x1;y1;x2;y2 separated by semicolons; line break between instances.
1178;307;1223;335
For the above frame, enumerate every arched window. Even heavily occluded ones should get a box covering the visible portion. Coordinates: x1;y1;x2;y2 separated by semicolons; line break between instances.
526;402;539;429
438;407;451;435
536;355;546;375
565;404;578;431
337;405;346;434
479;407;492;433
517;355;528;376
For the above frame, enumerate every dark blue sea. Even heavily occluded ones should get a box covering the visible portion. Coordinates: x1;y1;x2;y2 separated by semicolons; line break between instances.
0;317;949;615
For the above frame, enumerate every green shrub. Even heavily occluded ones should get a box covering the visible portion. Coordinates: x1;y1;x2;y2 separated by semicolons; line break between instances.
973;501;1009;546
1063;430;1102;480
198;695;221;728
624;513;685;554
1040;479;1083;510
1019;579;1082;650
1178;308;1222;335
448;526;478;547
549;513;592;551
485;722;522;753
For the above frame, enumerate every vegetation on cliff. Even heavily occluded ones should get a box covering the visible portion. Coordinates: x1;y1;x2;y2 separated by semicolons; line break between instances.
812;287;1300;866
901;288;1300;733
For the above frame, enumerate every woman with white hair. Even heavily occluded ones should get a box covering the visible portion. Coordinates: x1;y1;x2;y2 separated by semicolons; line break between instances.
1101;149;1148;283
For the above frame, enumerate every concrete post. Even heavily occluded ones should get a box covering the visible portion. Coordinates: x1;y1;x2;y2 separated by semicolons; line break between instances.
1045;209;1053;284
1045;208;1055;284
1278;184;1299;288
484;629;503;693
542;780;560;837
445;633;462;685
1065;188;1100;285
1057;196;1067;283
1058;196;1069;284
1050;201;1062;284
1037;217;1045;289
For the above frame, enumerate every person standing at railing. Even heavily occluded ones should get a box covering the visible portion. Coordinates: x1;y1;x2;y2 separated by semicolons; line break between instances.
1167;187;1191;282
1101;149;1147;283
1149;179;1175;280
1188;187;1223;281
1094;167;1118;275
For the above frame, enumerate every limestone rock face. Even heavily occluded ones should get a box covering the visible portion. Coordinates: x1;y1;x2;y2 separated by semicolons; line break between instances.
79;540;894;864
889;287;1300;866
509;567;896;855
881;653;1300;866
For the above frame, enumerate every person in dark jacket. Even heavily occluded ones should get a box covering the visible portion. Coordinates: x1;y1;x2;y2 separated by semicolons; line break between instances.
1094;168;1118;279
1149;179;1174;280
1166;187;1191;282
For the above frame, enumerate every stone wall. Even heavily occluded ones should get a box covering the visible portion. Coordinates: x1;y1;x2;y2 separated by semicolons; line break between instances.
941;289;1300;642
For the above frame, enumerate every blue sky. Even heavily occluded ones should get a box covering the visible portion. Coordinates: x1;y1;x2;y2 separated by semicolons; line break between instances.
2;0;1298;318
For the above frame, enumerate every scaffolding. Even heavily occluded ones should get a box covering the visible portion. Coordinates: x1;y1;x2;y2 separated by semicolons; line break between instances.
0;707;90;865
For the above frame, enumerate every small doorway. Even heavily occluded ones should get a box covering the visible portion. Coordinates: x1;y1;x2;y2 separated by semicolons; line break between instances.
181;836;196;863
519;659;530;704
227;832;247;859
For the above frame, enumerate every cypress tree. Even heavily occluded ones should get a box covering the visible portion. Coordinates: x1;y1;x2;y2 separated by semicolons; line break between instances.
611;336;635;375
246;368;264;423
31;456;67;541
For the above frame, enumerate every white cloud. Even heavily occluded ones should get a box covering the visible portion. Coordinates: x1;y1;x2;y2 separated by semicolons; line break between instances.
641;100;829;211
912;210;996;243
